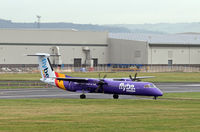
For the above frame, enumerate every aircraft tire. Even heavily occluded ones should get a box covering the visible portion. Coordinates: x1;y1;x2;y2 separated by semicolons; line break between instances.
80;94;86;99
113;94;119;99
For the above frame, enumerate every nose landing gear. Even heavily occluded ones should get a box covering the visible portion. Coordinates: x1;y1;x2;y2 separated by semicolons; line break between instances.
153;96;157;100
80;94;86;99
113;94;119;99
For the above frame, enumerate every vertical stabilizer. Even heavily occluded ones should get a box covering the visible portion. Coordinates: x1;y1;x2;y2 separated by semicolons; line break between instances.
27;53;56;79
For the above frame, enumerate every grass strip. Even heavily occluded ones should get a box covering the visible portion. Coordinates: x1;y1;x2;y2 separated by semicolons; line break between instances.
1;72;200;82
0;92;199;132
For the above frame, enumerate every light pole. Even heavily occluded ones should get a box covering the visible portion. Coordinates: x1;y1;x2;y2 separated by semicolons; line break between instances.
36;15;41;28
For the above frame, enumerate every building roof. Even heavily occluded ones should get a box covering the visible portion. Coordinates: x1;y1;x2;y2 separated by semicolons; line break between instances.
109;33;200;45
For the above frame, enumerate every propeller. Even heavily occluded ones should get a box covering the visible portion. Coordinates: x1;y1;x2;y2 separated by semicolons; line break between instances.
98;73;106;80
129;73;141;81
95;73;107;93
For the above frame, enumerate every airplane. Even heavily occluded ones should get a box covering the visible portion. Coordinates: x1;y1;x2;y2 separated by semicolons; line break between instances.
27;53;163;99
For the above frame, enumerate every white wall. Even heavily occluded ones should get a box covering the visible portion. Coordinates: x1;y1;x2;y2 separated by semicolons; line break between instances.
148;45;200;64
0;29;109;65
0;45;108;64
59;46;108;64
109;39;148;64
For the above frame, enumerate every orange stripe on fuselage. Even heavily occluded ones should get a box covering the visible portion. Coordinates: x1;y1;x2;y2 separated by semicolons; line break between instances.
55;72;67;90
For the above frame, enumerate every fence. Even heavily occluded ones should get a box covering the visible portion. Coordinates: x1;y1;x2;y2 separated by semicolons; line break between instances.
145;65;200;72
0;80;54;88
58;65;200;72
1;65;200;73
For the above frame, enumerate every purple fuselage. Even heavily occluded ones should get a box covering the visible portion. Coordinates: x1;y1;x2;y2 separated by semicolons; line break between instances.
60;79;163;97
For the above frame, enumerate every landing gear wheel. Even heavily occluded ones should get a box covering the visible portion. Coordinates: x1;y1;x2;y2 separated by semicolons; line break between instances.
113;94;119;99
153;96;157;100
80;94;86;99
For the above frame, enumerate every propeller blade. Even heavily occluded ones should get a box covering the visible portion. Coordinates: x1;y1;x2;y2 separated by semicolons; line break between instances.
95;85;101;92
134;73;137;80
96;73;107;93
129;73;139;81
129;75;133;81
95;80;105;93
98;73;101;79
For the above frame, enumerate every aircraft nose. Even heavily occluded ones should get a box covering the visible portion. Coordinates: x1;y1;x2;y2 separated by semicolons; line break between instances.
155;88;163;96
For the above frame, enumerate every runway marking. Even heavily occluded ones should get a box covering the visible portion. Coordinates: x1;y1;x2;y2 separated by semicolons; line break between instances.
158;84;200;86
164;90;200;93
184;84;200;86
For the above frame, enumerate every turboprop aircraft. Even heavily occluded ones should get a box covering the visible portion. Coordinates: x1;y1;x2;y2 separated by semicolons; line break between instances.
28;53;163;99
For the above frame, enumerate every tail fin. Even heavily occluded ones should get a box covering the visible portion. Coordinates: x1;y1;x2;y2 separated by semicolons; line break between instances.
27;53;56;79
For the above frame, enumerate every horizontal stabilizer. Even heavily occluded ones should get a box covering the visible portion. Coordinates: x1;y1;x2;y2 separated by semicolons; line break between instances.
26;53;60;57
26;53;57;79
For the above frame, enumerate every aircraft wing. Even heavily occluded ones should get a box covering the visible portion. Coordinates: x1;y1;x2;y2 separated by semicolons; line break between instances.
54;76;154;82
112;76;155;80
135;76;155;79
55;77;90;83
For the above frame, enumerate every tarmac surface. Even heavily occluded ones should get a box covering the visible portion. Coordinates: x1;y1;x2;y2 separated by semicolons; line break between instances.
0;83;200;99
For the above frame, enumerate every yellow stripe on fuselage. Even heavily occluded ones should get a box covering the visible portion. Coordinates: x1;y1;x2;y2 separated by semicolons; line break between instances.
57;80;66;90
56;73;67;90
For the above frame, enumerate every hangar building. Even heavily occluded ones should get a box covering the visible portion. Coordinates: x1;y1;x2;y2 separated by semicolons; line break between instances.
0;29;108;68
1;29;200;70
109;33;200;66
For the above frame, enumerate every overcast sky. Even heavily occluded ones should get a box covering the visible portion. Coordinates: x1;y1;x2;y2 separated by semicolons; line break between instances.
0;0;200;24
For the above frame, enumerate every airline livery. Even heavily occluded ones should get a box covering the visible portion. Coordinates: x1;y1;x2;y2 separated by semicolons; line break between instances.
28;53;163;99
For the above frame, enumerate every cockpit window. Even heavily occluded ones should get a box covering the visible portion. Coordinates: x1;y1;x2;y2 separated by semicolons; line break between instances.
150;84;157;88
144;84;150;88
144;84;157;88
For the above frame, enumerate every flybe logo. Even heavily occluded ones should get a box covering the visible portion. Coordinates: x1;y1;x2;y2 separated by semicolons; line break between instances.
119;83;135;92
42;58;49;78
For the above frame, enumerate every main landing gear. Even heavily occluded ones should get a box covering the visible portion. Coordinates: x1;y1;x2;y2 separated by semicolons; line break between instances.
80;94;86;99
153;96;157;100
113;94;119;99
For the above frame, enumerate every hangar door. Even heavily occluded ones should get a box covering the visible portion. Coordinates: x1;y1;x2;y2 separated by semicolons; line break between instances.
168;60;173;66
92;58;98;67
74;58;82;67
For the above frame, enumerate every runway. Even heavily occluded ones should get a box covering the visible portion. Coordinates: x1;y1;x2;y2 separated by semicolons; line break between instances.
0;83;200;99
